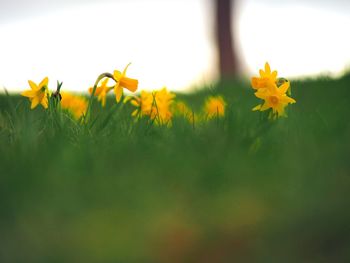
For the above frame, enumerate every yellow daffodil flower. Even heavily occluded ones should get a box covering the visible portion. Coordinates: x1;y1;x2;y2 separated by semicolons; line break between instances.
113;63;138;103
204;96;226;119
152;87;176;123
126;88;175;124
127;90;154;117
21;77;49;109
253;82;296;117
251;62;278;90
88;78;112;107
60;92;88;120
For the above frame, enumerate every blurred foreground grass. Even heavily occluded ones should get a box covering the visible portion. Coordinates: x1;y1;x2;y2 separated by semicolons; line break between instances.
0;75;350;262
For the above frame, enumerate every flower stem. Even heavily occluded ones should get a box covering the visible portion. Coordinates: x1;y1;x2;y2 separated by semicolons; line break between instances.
85;72;114;124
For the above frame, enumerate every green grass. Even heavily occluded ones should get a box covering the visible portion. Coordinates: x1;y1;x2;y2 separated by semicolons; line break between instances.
0;74;350;262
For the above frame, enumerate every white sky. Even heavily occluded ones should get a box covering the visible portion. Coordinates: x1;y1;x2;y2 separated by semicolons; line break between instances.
238;1;350;78
0;0;349;92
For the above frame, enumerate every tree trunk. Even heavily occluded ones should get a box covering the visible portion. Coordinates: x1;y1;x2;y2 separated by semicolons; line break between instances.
215;0;239;79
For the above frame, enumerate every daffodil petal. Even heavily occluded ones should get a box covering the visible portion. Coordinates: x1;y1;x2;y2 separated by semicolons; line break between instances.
254;91;268;100
31;96;40;109
41;98;48;109
98;93;106;107
271;71;278;79
28;80;38;90
113;70;122;81
101;77;109;86
276;105;285;116
281;96;296;104
122;63;132;76
260;101;271;111
251;77;260;89
21;90;35;98
259;69;265;78
252;104;261;111
39;77;49;89
120;77;138;92
265;62;271;74
279;82;290;94
115;86;123;103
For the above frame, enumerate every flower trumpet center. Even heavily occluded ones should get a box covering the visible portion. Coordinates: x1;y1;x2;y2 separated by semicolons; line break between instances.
269;95;279;105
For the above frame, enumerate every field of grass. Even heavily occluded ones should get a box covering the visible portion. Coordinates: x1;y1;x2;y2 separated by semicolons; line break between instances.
0;74;350;262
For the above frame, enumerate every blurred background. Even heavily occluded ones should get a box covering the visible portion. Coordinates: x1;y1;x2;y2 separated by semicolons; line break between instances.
0;0;349;92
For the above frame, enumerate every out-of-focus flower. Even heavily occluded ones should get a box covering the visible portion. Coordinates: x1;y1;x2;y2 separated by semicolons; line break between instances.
204;96;226;119
253;82;296;117
113;63;138;103
88;78;112;107
175;101;190;115
152;87;176;123
60;92;88;120
126;90;154;117
126;87;175;124
21;77;49;109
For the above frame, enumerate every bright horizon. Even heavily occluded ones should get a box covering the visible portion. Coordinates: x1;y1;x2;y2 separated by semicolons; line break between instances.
0;0;349;93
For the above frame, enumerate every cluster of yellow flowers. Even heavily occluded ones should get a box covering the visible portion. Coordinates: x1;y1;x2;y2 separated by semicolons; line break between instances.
204;96;226;119
20;64;139;120
125;88;175;124
85;63;227;125
251;62;296;118
20;61;295;124
21;77;88;119
88;63;138;105
124;89;226;125
60;92;88;120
